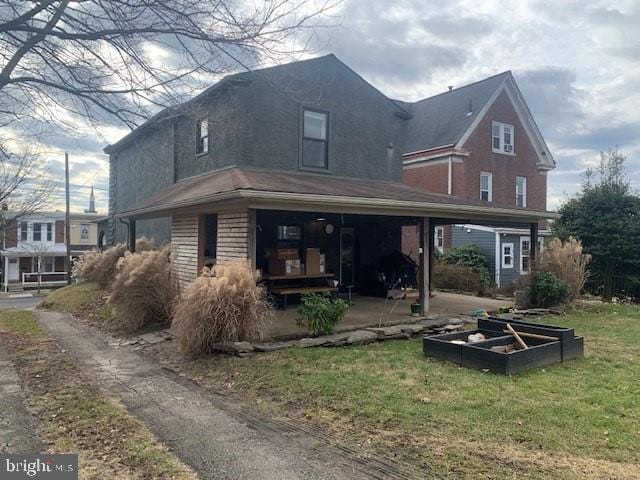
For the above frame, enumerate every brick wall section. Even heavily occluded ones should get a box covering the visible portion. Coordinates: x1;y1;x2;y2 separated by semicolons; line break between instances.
4;220;17;248
401;90;547;211
458;90;547;210
170;215;199;290
403;162;449;194
216;209;255;267
55;220;65;243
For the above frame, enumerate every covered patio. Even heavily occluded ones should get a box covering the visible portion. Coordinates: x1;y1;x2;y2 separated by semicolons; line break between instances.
118;167;551;320
267;291;513;338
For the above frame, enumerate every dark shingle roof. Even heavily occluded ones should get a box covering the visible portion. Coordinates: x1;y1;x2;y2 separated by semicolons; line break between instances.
404;71;511;153
120;166;551;219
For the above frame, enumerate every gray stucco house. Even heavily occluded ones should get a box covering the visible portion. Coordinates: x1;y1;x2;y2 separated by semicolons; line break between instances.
104;54;555;313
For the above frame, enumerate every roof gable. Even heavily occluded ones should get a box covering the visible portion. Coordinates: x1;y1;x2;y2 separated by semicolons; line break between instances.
404;72;510;153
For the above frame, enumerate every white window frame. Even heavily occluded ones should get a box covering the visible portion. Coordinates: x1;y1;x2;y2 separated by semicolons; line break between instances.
434;226;444;254
196;118;209;155
516;176;527;208
480;172;493;202
502;242;514;269
520;237;531;273
492;121;515;154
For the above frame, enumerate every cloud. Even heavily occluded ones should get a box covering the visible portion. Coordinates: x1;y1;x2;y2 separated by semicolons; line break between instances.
10;0;640;213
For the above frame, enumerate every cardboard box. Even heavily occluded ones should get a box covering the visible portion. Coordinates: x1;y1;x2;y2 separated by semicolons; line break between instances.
305;248;321;274
269;258;302;275
265;248;299;260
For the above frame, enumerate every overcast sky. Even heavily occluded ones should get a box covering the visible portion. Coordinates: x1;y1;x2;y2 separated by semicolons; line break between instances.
46;0;639;213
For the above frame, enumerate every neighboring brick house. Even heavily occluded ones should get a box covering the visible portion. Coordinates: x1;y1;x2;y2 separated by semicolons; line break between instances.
0;195;102;291
105;55;555;312
400;71;555;286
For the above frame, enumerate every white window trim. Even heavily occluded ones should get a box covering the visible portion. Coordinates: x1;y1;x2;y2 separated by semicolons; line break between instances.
434;226;444;254
480;172;493;202
520;236;531;274
502;242;514;269
196;118;209;155
516;176;527;208
492;121;515;155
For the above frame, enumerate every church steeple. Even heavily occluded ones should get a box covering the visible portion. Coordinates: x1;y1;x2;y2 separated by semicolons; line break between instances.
85;185;97;213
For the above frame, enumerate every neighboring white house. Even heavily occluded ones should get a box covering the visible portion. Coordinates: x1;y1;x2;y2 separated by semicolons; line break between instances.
0;211;102;291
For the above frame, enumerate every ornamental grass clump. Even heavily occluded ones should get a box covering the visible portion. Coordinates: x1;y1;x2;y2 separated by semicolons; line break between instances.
108;245;176;332
172;262;272;358
72;243;128;287
541;237;591;301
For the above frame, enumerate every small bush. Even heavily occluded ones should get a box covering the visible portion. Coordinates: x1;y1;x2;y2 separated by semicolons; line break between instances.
440;244;490;283
297;293;349;336
433;263;488;296
541;237;591;301
172;262;272;357
108;245;176;332
528;270;569;307
72;243;128;287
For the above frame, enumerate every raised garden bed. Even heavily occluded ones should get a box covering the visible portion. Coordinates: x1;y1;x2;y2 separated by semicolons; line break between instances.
423;317;584;375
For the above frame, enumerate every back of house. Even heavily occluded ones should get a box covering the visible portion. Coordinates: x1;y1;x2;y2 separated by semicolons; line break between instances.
103;54;554;299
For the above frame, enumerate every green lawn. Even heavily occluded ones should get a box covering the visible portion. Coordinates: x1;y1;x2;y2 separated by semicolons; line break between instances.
188;304;640;479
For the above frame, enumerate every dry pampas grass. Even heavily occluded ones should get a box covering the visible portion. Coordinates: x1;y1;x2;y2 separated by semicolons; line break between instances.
541;237;591;301
108;245;176;332
172;261;272;358
72;243;128;287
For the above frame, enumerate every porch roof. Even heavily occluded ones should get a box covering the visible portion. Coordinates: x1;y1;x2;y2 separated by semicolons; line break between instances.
119;167;557;223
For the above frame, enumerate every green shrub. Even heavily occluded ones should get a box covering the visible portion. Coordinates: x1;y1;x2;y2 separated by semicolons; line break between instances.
528;271;569;307
433;263;489;296
297;293;349;336
440;244;490;283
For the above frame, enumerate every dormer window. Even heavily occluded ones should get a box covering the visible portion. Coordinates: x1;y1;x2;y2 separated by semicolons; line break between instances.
302;108;328;169
196;118;209;155
492;121;514;154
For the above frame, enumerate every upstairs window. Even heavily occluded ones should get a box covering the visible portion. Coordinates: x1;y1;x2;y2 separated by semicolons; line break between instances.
33;223;42;241
196;118;209;155
434;226;444;253
302;109;328;169
492;121;514;154
46;223;52;241
20;221;28;241
502;242;514;269
480;172;493;202
516;176;527;207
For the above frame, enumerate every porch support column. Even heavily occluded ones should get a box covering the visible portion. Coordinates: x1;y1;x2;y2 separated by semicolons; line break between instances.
216;209;255;269
418;216;431;316
3;256;8;292
171;214;200;291
128;219;136;252
529;222;539;269
428;221;435;296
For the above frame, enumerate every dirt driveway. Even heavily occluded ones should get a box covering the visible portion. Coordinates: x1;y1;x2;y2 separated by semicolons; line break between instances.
34;310;423;480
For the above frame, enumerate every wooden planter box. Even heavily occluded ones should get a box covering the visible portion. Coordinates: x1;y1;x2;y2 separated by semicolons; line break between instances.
422;329;511;366
423;318;583;375
461;336;562;375
479;317;583;362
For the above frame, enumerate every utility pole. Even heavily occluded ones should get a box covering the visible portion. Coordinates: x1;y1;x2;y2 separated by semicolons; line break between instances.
65;152;71;285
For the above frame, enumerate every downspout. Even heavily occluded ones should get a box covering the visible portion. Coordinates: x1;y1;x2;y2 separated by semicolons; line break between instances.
494;232;501;288
447;155;453;195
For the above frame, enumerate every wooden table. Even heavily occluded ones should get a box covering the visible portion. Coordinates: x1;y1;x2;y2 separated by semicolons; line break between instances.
263;273;336;309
